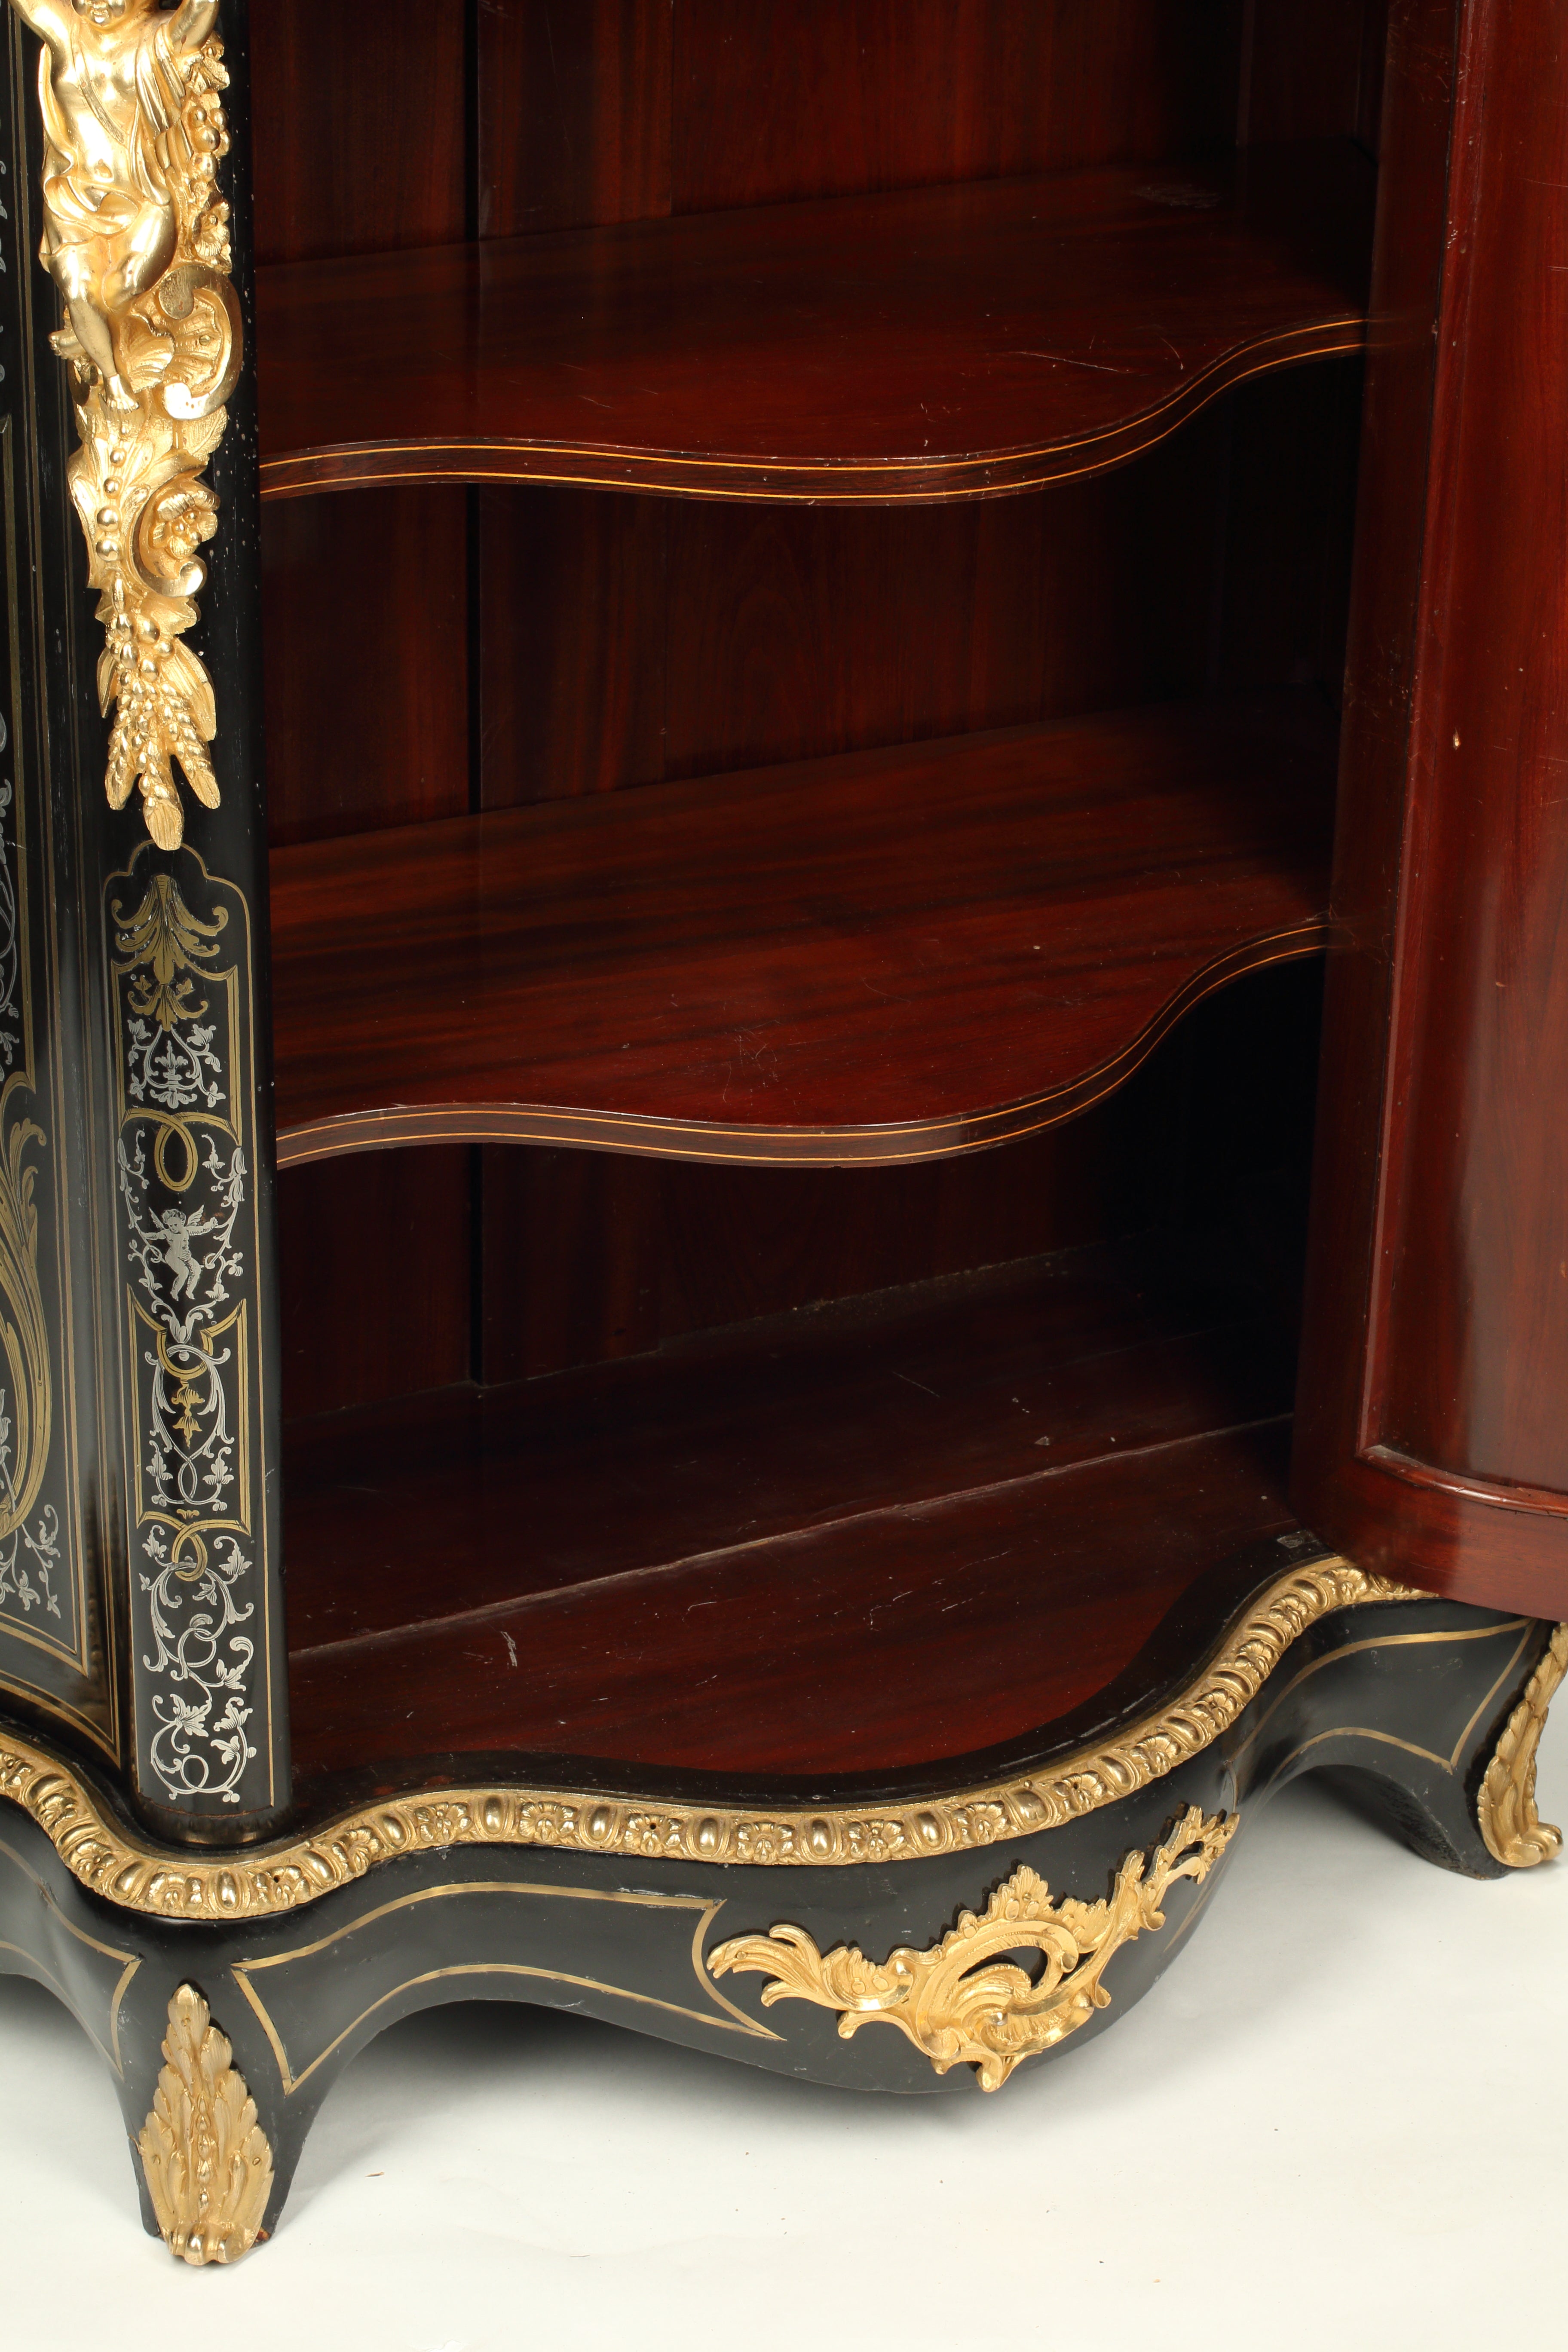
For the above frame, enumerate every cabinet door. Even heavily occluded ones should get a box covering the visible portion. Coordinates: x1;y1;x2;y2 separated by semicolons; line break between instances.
1295;0;1568;1617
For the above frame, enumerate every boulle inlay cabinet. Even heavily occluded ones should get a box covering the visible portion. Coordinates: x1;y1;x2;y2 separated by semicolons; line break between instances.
0;0;1564;2268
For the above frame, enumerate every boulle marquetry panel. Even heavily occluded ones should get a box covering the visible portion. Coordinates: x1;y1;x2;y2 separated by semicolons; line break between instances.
107;844;280;1822
0;420;81;1690
0;25;115;1764
0;0;1565;2275
0;2;285;1841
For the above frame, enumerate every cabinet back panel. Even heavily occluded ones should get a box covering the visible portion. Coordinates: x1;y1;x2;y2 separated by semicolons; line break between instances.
278;1148;475;1422
476;368;1360;818
263;488;471;848
268;371;1352;1407
256;5;1366;1416
1246;0;1388;149
251;0;1388;260
478;0;674;237
476;1;1245;237
669;0;1243;216
254;2;1387;261
472;963;1322;1387
277;1117;1139;1410
262;367;1359;850
250;3;468;265
270;957;1321;1403
472;0;1387;238
656;482;1209;787
478;446;1219;815
479;1117;1141;1387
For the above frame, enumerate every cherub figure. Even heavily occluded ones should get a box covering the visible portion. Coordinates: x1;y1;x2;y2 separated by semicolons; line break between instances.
152;1201;215;1301
10;0;220;404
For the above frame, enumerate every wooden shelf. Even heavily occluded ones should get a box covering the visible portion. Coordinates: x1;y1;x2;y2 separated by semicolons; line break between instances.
285;1236;1302;1797
269;690;1337;1168
256;141;1372;505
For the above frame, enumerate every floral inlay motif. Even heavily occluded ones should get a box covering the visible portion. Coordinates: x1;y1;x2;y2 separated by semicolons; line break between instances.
111;854;259;1807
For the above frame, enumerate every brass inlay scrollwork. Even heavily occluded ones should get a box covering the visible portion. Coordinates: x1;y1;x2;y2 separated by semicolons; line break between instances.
709;1806;1237;2089
1478;1623;1568;1868
0;1098;51;1545
0;444;63;1647
9;1;240;850
113;867;224;1032
137;1982;273;2266
0;1562;1421;1920
109;853;261;1809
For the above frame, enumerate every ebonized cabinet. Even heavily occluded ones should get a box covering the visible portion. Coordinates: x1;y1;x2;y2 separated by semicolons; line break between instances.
0;0;1563;2266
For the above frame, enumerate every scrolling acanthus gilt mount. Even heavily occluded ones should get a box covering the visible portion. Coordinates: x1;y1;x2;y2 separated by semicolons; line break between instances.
11;0;240;851
709;1807;1238;2089
1478;1623;1568;1868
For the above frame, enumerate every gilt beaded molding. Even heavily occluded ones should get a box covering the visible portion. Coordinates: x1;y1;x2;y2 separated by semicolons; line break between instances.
0;1560;1429;1921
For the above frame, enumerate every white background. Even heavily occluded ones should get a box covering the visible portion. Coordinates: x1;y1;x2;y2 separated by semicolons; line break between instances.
2;1704;1563;2352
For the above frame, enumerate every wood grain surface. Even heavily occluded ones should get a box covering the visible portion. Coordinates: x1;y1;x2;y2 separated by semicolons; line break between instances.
289;1425;1297;1785
1295;0;1568;1620
255;144;1372;502
286;1237;1299;1782
269;691;1336;1166
250;0;468;266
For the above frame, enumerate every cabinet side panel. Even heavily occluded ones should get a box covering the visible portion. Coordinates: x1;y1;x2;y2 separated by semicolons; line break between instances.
0;21;116;1763
1374;0;1568;1494
4;2;290;1830
1295;0;1568;1612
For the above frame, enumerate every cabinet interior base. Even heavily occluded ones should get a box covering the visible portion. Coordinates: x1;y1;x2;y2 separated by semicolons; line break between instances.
282;1225;1308;1803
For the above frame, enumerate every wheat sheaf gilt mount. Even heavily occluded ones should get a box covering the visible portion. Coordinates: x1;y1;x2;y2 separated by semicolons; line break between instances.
11;0;240;852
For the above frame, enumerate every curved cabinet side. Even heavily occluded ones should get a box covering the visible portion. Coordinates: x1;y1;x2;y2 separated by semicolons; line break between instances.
2;0;288;1840
0;13;125;1767
1295;0;1568;1618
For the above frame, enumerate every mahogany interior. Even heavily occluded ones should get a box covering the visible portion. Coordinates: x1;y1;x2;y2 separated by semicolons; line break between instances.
286;1222;1305;1805
269;691;1335;1164
254;144;1372;502
255;1;1383;1804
